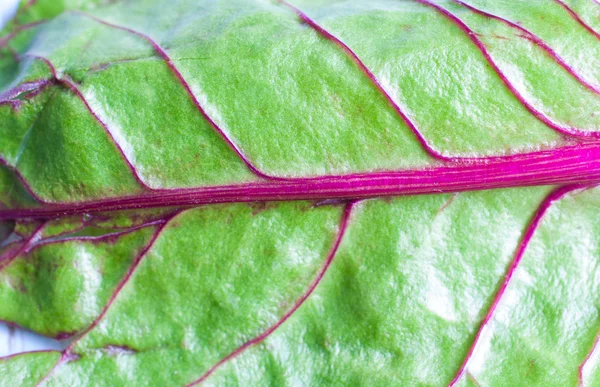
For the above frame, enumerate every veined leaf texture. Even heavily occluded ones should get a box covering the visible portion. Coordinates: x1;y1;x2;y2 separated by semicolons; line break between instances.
2;0;600;385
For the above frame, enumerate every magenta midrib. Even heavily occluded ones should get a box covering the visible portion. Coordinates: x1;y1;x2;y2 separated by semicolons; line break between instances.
3;3;600;215
2;142;600;219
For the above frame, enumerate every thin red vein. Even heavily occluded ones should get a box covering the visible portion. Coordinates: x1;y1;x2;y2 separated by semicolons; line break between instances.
448;184;583;386
0;349;60;363
0;20;45;49
25;54;153;192
3;142;600;220
76;12;282;182
32;218;166;249
0;236;23;252
0;78;55;205
0;218;170;343
415;0;600;139
554;0;600;40
0;79;53;102
0;78;53;113
0;155;45;203
71;212;177;337
579;330;600;386
279;0;453;162
454;0;600;95
0;221;45;271
14;0;39;24
35;211;179;386
187;202;354;386
35;212;168;241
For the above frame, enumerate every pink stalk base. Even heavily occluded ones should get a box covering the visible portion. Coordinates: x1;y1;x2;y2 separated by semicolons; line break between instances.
2;142;600;220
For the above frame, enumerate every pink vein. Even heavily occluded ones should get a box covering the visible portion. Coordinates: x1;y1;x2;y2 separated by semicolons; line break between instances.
34;211;169;241
279;0;453;162
579;330;600;386
35;211;179;386
415;0;600;139
554;0;600;41
14;0;39;24
0;78;53;112
32;218;166;249
3;141;600;220
187;202;354;386
75;12;283;181
4;8;600;212
26;54;152;191
448;184;584;386
0;76;57;205
0;221;45;271
0;349;61;363
0;154;45;203
454;0;600;95
0;217;171;342
4;6;600;201
0;20;46;49
0;79;53;102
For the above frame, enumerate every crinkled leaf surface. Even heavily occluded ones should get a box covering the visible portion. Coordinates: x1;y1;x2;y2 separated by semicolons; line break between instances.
2;0;600;386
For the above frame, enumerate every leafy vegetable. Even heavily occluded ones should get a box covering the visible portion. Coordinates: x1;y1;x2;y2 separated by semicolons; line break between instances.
1;0;600;385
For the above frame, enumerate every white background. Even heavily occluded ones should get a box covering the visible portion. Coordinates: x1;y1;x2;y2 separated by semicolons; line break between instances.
0;0;18;27
0;0;65;357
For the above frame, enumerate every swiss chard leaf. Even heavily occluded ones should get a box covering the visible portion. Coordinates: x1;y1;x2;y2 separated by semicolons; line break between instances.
2;0;600;386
